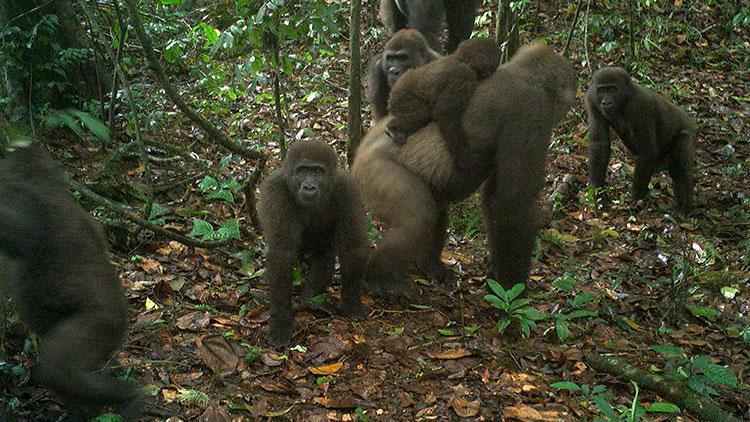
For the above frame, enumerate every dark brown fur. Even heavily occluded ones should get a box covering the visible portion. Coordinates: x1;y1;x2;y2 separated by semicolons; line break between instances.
585;66;696;215
352;43;577;293
367;29;441;123
257;142;368;348
379;0;479;52
385;37;500;172
0;146;141;420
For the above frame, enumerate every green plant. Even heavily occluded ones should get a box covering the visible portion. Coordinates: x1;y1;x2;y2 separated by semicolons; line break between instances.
483;281;548;337
651;345;740;395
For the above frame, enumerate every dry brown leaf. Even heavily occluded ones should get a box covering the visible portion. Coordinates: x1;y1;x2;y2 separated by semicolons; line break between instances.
504;405;544;420
196;335;240;377
426;348;473;360
197;401;231;422
310;362;344;375
176;311;211;331
313;396;356;409
451;397;480;417
261;352;284;367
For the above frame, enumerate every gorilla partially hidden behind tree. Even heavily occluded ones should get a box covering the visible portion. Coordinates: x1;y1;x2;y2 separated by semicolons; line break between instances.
352;43;577;296
379;0;479;53
586;67;696;215
0;144;142;420
258;141;368;348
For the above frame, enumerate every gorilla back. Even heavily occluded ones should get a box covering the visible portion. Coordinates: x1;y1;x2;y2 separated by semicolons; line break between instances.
0;146;140;420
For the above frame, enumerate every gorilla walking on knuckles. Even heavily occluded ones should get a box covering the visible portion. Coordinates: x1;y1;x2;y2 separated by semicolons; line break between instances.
384;37;500;171
367;29;440;123
352;43;577;294
258;142;368;349
0;145;141;420
379;0;479;53
586;66;696;215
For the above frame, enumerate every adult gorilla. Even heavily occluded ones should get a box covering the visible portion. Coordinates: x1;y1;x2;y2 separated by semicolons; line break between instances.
380;0;479;53
352;43;577;296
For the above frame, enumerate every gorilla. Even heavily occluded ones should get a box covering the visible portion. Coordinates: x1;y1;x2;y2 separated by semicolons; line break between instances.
257;141;368;348
352;43;577;295
586;66;696;215
0;144;142;420
379;0;479;53
367;29;441;123
384;37;500;173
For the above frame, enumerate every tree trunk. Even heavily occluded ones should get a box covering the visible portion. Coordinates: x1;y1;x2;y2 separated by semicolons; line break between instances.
347;0;363;165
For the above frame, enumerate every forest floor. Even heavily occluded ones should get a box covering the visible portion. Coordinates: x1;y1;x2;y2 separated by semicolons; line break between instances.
2;3;749;422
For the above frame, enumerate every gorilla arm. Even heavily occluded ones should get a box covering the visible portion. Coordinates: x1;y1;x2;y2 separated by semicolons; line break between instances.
331;176;368;318
367;55;391;123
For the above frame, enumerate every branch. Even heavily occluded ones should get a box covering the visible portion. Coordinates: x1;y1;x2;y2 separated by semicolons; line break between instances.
563;0;585;57
68;178;230;248
585;353;743;422
121;0;265;161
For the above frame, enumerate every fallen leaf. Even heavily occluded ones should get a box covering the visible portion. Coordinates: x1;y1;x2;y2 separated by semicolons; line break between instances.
177;311;211;331
196;335;240;377
313;396;356;409
451;397;480;417
310;362;343;375
427;349;473;360
197;401;231;422
504;405;544;420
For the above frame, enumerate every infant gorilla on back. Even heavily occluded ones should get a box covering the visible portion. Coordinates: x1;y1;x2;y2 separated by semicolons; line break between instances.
384;37;500;171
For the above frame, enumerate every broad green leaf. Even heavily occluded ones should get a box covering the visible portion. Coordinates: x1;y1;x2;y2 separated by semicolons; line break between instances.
495;319;511;334
571;292;597;308
437;329;456;336
650;344;685;357
507;283;525;301
517;307;549;321
519;319;531;337
703;364;738;388
207;189;235;203
508;297;533;311
189;219;214;237
556;319;570;342
486;279;507;299
199;176;218;192
593;395;618;419
550;381;581;391
71;110;111;143
645;402;680;413
215;219;241;240
553;275;576;292
483;294;507;311
686;304;718;322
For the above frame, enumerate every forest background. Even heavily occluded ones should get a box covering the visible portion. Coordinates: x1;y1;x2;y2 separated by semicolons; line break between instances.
0;0;748;420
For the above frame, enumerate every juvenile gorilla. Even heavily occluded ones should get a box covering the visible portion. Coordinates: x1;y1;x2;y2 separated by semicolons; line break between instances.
352;43;577;294
367;29;441;123
258;142;368;348
385;37;500;171
586;67;696;215
379;0;479;52
0;145;141;420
